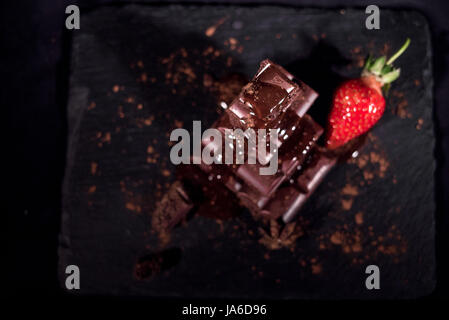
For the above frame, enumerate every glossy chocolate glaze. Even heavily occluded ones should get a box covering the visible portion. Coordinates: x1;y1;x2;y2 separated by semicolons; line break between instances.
271;136;368;223
196;59;324;219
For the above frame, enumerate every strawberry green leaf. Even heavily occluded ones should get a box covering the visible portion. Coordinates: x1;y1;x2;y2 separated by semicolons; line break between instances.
370;56;386;75
381;69;401;84
381;64;393;74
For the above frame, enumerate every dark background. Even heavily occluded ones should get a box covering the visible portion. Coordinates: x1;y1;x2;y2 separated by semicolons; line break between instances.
5;0;449;303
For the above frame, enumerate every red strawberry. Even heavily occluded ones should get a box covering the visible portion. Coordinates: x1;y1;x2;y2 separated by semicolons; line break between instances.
326;38;410;149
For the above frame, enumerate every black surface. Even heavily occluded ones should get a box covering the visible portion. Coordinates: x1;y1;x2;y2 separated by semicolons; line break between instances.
5;0;449;302
60;4;434;298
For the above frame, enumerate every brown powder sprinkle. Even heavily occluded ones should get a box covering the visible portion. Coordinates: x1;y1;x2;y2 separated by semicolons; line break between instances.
349;136;390;182
258;220;304;250
224;37;243;53
146;156;157;164
119;179;145;215
349;46;365;68
118;106;125;119
416;118;424;130
363;171;374;180
330;231;344;245
162;169;171;177
144;116;154;126
330;229;363;254
203;73;213;87
126;202;142;213
341;199;354;211
320;221;407;266
91;162;98;175
351;46;361;54
174;120;183;128
342;184;358;196
161;48;197;87
205;17;227;37
126;96;135;104
355;212;364;225
102;132;111;143
88;101;96;110
311;263;322;274
391;90;412;119
396;100;411;119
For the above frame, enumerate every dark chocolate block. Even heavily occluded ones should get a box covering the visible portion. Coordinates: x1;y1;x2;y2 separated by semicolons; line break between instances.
151;181;194;232
260;149;337;221
228;59;318;129
278;114;324;176
232;115;325;212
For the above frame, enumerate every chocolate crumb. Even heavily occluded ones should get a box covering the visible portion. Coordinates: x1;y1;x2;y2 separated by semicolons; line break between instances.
311;263;322;274
205;17;227;37
88;185;96;194
416;118;424;130
91;162;98;175
342;184;358;196
341;199;353;210
355;212;364;225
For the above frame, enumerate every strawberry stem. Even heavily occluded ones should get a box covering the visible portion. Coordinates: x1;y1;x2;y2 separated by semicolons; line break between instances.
386;38;410;65
362;38;411;93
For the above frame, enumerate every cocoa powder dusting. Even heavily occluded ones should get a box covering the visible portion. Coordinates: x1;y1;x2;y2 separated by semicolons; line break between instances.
205;17;227;37
88;185;96;194
391;90;412;119
416;118;424;130
91;162;98;175
355;212;364;225
348;134;390;182
120;178;144;215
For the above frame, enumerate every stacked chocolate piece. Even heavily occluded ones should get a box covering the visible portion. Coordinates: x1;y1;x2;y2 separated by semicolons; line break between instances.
197;59;337;222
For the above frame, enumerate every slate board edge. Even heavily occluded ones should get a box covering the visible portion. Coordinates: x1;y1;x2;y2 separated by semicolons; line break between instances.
57;4;437;298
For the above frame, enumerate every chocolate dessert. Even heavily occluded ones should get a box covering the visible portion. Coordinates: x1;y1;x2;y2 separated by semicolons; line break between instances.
154;59;355;229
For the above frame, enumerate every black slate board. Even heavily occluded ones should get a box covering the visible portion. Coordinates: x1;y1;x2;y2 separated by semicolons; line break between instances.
59;4;435;298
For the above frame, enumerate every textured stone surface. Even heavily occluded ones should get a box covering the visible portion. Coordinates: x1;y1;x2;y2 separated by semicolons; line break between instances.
59;4;435;298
